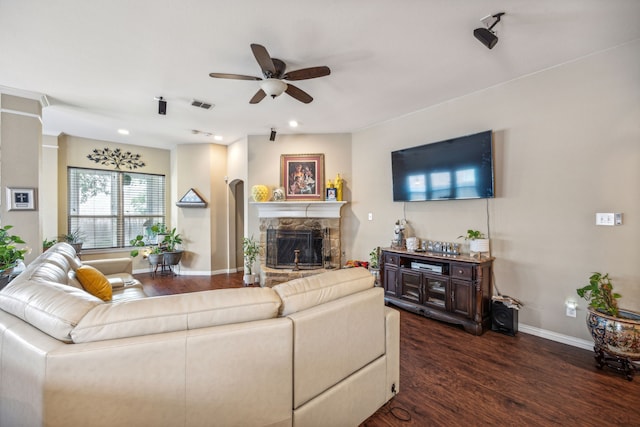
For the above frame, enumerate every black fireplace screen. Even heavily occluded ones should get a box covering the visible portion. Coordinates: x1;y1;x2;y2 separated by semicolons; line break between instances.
266;228;326;269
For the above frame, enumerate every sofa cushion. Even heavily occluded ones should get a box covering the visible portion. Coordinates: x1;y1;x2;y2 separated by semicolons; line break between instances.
0;279;102;342
71;287;282;343
272;267;374;316
75;265;112;301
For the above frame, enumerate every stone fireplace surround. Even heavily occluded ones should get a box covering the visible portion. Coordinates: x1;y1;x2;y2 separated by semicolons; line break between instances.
253;201;346;287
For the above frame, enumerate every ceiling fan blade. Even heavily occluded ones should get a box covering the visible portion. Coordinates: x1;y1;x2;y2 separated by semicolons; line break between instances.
285;84;313;104
249;89;267;104
283;66;331;81
209;72;262;81
250;43;276;76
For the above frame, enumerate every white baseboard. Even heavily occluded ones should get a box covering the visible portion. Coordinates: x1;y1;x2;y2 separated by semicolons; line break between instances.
519;323;593;351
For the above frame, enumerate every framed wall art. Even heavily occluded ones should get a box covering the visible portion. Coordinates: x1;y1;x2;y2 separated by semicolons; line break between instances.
281;153;325;201
6;187;37;211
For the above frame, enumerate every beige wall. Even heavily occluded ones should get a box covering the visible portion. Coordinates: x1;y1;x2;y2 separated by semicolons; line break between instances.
41;135;58;242
173;143;229;274
246;133;353;269
0;94;41;263
350;40;640;342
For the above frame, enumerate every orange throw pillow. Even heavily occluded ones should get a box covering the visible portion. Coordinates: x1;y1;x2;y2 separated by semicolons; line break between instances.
76;265;112;301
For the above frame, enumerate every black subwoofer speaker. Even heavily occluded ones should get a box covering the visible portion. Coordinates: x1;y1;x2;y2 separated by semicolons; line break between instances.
492;300;518;336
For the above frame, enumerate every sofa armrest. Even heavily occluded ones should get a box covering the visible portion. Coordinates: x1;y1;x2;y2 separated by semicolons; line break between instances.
385;306;400;401
83;258;133;275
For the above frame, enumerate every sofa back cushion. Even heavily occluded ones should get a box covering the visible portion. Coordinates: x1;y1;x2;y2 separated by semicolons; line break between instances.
0;279;102;342
272;267;374;316
71;287;282;343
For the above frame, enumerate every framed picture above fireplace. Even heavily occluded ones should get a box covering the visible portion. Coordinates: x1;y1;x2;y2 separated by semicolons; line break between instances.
281;153;325;201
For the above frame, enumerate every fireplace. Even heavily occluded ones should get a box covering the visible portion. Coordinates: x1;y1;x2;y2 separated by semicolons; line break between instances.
266;228;327;269
253;201;346;286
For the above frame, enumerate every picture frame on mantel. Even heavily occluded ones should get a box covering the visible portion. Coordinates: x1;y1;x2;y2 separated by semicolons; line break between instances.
281;153;325;201
6;187;37;211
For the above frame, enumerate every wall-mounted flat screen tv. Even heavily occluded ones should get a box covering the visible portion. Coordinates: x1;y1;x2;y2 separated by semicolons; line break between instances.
391;130;494;202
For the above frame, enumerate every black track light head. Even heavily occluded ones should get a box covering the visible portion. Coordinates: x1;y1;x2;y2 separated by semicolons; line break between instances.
157;96;167;115
269;128;277;141
474;12;504;50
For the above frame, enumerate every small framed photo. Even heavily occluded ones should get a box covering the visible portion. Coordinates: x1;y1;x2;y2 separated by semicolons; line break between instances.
6;187;37;211
326;187;337;201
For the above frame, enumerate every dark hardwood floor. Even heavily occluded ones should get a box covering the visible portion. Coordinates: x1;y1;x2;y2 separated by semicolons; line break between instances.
137;272;640;427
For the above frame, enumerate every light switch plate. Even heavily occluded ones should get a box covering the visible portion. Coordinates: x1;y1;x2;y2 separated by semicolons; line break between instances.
596;213;615;226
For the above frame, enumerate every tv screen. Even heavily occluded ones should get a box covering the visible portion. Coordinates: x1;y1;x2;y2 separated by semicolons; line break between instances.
391;130;494;202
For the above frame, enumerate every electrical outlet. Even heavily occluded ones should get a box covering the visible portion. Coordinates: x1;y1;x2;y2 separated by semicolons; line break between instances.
566;305;576;317
596;213;615;226
565;299;577;317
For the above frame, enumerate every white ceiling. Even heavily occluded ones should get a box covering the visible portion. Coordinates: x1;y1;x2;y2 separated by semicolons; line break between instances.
1;1;639;150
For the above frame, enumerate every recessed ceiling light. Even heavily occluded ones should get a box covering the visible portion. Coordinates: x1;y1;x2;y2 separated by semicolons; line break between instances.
118;129;130;135
214;135;223;141
289;120;299;128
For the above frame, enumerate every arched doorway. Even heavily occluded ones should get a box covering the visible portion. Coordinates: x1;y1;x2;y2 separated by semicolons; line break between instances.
228;179;245;272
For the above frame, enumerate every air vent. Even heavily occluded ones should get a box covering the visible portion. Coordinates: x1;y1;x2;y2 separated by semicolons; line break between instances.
191;99;214;110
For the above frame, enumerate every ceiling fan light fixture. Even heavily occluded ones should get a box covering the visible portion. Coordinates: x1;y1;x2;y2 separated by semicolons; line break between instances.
261;79;287;98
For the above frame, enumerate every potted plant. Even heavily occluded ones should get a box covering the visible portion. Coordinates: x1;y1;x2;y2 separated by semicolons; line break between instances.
458;229;489;255
369;246;381;287
576;272;640;380
59;228;85;254
242;236;260;286
0;225;28;287
129;234;147;258
161;228;183;267
147;246;164;268
151;223;168;244
43;237;57;252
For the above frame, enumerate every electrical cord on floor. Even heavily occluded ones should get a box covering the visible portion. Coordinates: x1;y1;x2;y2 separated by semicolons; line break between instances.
362;387;412;425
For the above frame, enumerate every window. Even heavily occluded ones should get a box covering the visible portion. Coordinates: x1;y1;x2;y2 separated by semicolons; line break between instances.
68;167;165;250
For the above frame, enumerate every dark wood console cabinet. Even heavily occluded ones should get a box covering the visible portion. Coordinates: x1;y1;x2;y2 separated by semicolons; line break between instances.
381;248;493;335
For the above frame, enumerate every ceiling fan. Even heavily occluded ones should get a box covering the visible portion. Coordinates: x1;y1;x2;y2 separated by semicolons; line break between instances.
209;43;330;104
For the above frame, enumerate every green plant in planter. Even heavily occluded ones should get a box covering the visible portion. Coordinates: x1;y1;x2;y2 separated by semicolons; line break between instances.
458;229;485;240
129;235;147;257
161;228;183;252
60;228;85;244
43;237;57;251
0;225;28;273
577;272;621;317
369;247;380;269
242;236;260;275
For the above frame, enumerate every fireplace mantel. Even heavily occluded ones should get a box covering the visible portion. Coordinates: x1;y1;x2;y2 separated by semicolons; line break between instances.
252;201;347;218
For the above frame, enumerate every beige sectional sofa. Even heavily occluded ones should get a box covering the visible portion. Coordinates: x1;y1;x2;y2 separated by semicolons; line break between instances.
0;243;399;427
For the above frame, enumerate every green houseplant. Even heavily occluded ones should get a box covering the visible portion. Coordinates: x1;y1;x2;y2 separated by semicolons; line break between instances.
0;225;28;274
577;272;620;317
458;229;489;255
43;237;57;252
59;228;85;254
576;272;640;380
161;228;184;267
242;236;260;286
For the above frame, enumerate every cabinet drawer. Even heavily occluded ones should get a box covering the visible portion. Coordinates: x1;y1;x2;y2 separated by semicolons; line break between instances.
451;263;474;280
383;253;400;266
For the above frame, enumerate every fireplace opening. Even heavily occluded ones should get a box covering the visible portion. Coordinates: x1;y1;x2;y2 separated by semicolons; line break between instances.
266;228;326;269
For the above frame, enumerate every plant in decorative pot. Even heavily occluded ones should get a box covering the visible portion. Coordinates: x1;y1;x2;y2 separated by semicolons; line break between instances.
147;246;164;268
150;223;168;245
369;247;381;287
43;237;57;252
242;236;260;286
0;225;28;288
161;228;184;268
576;272;640;380
458;229;489;256
59;228;85;254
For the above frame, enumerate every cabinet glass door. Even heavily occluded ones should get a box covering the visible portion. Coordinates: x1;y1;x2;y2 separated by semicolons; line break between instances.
424;276;448;308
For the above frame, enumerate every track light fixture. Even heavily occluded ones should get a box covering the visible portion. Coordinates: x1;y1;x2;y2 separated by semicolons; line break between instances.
474;12;505;49
155;96;167;115
269;128;277;141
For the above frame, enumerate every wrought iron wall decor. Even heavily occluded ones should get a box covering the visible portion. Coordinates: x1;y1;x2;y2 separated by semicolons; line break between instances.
87;148;145;170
